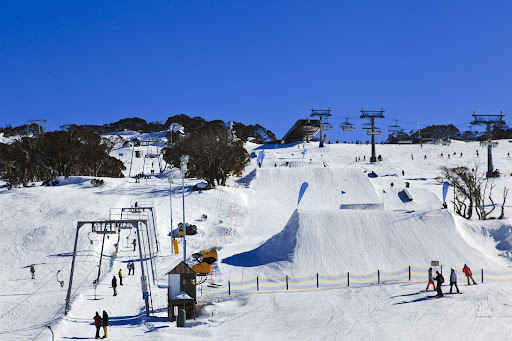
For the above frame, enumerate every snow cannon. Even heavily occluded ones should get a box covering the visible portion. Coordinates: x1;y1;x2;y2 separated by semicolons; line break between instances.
191;248;218;274
177;222;198;237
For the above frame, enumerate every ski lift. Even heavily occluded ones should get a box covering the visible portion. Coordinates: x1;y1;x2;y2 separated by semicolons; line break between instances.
92;223;117;235
362;123;372;130
341;118;355;131
388;120;403;133
322;118;333;130
367;127;381;135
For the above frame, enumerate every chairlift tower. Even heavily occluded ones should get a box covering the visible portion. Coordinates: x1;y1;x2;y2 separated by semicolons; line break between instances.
310;108;332;147
471;110;505;177
360;108;385;162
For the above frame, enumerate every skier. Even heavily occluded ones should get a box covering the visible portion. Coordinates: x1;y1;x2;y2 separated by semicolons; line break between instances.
132;238;137;251
426;267;436;291
390;182;394;188
118;269;123;286
462;264;477;285
93;311;102;339
128;261;135;275
30;265;35;279
434;271;444;297
112;276;117;296
102;310;109;339
402;170;405;176
449;269;460;293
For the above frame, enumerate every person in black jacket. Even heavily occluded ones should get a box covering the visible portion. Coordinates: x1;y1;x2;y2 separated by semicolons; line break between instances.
434;271;444;297
102;310;109;338
111;276;117;296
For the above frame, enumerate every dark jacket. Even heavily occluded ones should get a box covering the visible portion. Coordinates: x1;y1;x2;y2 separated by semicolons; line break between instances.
112;276;117;288
434;273;444;285
102;311;109;326
94;314;102;327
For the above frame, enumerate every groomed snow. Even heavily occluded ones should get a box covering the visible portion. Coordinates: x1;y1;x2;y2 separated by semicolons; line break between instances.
2;137;512;340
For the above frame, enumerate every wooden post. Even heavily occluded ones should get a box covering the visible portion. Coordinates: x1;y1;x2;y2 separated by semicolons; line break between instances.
286;275;289;290
316;273;319;288
481;269;484;283
257;277;259;292
228;281;231;295
347;272;350;287
378;270;380;284
408;266;411;281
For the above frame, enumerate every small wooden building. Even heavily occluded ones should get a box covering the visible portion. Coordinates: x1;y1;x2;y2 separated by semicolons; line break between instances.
167;261;197;321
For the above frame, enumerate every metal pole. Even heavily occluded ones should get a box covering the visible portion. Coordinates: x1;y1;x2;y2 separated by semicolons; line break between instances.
96;230;106;283
129;143;135;178
319;117;324;148
47;326;54;341
169;176;174;244
182;171;186;263
136;222;150;316
371;117;376;162
65;223;82;314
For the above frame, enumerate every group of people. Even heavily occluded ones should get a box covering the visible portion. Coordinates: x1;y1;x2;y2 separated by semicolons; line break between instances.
93;311;109;339
426;264;477;297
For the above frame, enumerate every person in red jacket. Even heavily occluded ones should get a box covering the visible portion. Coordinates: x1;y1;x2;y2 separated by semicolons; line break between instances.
463;264;477;285
93;311;102;339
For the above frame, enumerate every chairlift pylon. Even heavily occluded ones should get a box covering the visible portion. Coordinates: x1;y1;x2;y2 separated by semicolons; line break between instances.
388;120;403;133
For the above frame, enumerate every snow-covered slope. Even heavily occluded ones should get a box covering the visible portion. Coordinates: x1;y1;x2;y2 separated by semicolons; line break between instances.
2;135;512;340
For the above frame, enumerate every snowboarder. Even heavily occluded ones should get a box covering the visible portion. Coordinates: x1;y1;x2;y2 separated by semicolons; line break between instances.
132;238;137;251
402;170;405;176
102;310;109;339
93;311;102;339
434;271;444;297
449;269;460;293
118;269;123;286
112;276;117;296
30;265;35;279
463;264;477;285
426;267;436;291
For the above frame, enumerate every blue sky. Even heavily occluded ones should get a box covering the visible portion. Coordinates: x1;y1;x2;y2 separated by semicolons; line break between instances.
1;1;511;141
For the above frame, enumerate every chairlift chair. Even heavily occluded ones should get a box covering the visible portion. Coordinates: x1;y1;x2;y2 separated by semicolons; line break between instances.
388;120;403;133
341;118;355;131
367;127;381;135
322;118;333;130
362;123;372;130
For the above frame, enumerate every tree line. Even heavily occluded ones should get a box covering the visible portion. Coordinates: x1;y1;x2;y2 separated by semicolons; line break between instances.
386;123;512;144
0;115;274;188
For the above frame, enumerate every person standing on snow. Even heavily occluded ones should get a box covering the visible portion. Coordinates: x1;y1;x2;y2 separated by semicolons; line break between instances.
118;269;123;286
463;264;477;285
112;276;118;296
434;271;444;297
449;269;460;293
102;310;109;338
132;238;137;251
30;265;35;279
426;267;436;291
93;311;102;339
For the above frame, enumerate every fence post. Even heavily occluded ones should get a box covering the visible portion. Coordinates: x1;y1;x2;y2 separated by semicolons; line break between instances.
257;277;259;291
347;272;350;287
316;273;319;289
228;281;231;295
408;266;411;281
286;275;289;290
481;269;484;284
378;270;380;284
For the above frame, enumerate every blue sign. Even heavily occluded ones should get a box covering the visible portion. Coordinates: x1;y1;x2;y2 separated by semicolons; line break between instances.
143;291;149;300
